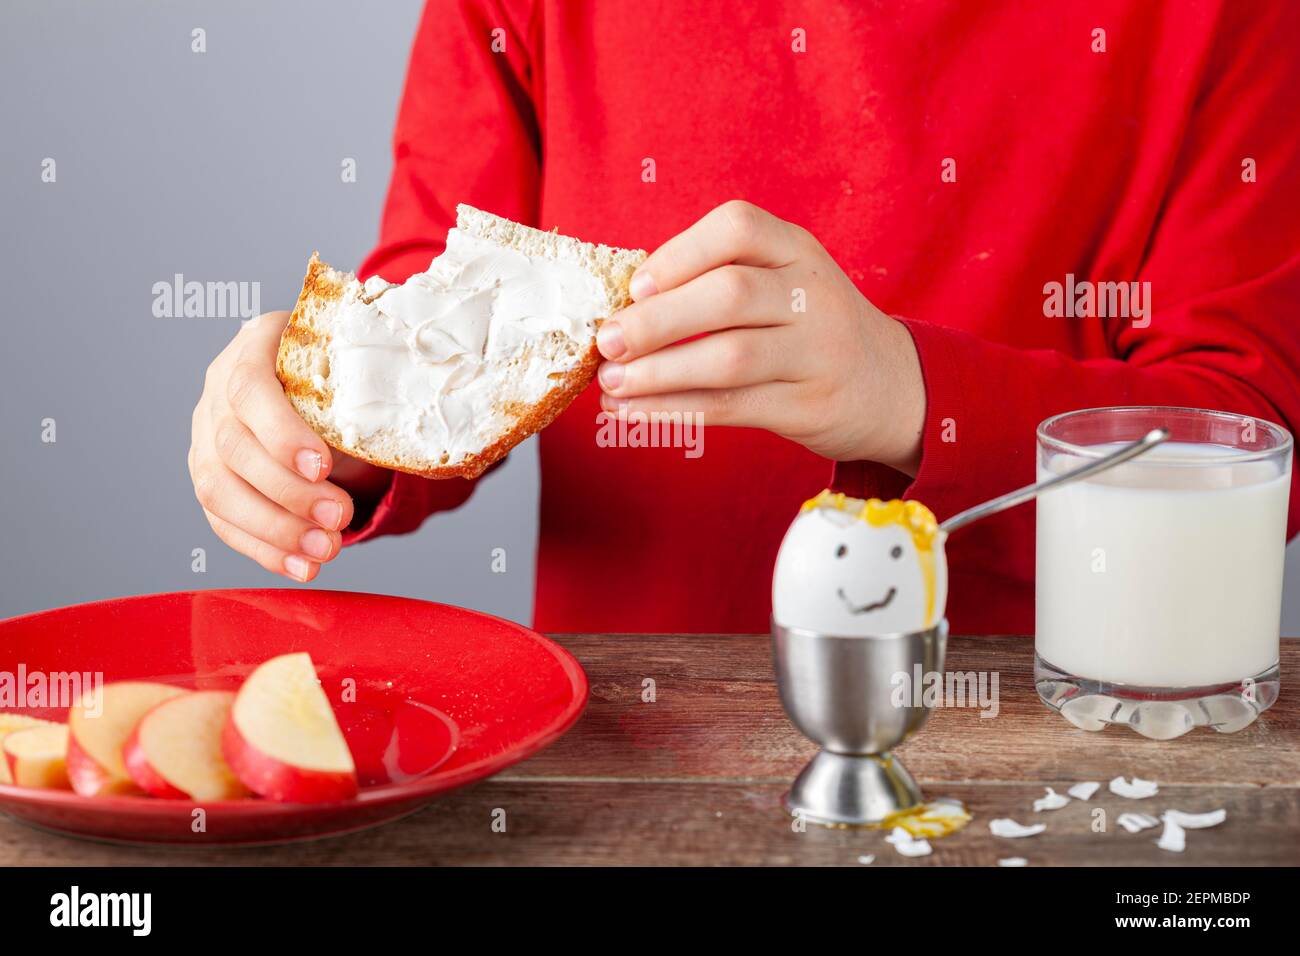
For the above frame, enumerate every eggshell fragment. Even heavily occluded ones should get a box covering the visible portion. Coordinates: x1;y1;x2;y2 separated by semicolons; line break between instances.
885;826;933;857
989;818;1046;838
1033;787;1070;812
1156;817;1186;853
1117;812;1160;833
1067;781;1100;801
1109;776;1159;799
1163;808;1226;829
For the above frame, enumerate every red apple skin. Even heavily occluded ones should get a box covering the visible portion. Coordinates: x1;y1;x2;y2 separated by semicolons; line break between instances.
221;717;358;803
66;732;141;797
121;726;189;800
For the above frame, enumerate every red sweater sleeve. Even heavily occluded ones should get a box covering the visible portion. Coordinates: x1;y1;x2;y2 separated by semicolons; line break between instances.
832;3;1300;621
835;1;1300;586
343;0;540;545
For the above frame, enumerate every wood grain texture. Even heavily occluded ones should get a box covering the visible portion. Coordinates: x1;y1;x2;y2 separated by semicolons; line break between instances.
0;634;1295;866
514;634;1300;786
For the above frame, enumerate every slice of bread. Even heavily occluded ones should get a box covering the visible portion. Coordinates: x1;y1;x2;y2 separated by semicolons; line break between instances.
277;205;646;479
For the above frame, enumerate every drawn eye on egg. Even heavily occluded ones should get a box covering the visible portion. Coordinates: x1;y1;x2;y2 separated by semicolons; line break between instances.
890;545;903;559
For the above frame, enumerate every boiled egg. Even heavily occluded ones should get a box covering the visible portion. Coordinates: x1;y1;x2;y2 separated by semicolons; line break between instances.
772;490;948;635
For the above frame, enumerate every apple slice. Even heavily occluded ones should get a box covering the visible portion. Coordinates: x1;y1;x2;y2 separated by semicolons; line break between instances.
222;652;358;802
3;724;71;790
123;691;249;801
0;714;59;785
67;682;187;796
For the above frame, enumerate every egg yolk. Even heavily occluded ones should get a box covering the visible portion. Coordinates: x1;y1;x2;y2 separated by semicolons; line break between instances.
875;799;973;839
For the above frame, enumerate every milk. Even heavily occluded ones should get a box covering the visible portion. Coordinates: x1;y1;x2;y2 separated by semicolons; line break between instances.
1035;441;1290;687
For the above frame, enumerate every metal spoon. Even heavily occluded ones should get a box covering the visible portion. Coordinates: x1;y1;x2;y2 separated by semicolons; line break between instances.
939;427;1169;535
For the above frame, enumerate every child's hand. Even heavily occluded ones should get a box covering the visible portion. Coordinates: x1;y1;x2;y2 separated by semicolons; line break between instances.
596;201;925;474
188;312;387;582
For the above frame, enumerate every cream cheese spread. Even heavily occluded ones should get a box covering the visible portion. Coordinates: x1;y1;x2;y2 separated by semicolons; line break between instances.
327;229;607;464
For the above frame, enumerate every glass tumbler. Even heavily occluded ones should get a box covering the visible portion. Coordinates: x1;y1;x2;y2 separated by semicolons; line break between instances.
1035;406;1292;739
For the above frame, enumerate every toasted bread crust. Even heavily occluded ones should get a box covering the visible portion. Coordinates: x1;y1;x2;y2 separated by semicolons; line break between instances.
277;253;337;408
276;213;641;479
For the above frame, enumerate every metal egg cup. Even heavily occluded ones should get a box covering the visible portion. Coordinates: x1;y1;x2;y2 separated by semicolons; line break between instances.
772;618;947;827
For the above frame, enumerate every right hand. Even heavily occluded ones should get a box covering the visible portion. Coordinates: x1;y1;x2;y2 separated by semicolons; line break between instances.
188;311;388;582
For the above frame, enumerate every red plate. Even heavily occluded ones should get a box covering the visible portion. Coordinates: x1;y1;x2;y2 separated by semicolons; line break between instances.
0;589;587;845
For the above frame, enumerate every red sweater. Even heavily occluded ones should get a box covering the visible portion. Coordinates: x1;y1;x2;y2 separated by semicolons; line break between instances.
345;0;1300;634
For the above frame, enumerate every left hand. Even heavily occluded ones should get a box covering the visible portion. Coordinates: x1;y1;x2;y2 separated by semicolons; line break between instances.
596;200;926;475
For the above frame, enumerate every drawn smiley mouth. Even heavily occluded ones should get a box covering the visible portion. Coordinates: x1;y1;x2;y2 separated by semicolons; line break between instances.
837;586;897;615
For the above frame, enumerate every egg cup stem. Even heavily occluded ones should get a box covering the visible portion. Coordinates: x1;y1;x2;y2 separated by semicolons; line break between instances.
784;750;923;827
772;619;947;828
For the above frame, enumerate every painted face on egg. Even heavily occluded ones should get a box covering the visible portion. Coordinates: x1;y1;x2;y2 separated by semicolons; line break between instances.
771;491;948;635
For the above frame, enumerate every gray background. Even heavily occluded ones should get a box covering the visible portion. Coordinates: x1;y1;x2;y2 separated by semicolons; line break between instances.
3;0;1298;630
1;0;537;623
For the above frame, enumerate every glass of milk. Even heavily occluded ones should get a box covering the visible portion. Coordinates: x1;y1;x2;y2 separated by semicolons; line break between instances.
1035;406;1292;739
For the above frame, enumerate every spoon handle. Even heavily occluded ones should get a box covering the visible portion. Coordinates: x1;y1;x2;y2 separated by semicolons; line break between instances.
938;427;1169;536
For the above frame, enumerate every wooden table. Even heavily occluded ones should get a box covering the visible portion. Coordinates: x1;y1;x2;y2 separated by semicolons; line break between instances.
1;634;1296;866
